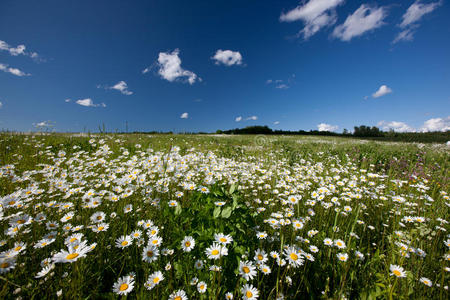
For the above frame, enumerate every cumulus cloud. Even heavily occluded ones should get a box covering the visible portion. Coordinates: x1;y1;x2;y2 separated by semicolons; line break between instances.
33;120;54;128
75;98;106;107
157;49;199;85
235;116;242;122
0;63;30;76
212;50;243;66
372;85;392;98
98;81;133;95
420;116;450;132
246;116;258;121
276;84;289;89
280;0;345;39
377;117;449;133
318;123;339;132
393;1;441;43
377;121;415;132
0;40;41;61
180;112;189;119
274;121;280;125
333;4;387;41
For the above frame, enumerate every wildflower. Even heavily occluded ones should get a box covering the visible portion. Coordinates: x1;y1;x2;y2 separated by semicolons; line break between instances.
0;257;16;274
148;236;163;247
169;289;187;300
225;292;234;299
92;223;109;232
337;253;348;262
124;204;133;213
142;245;159;263
205;242;228;259
197;281;207;293
419;277;432;287
215;233;233;245
284;246;304;268
390;265;406;278
190;277;199;285
116;235;132;248
239;260;257;281
90;212;106;223
259;264;271;274
131;230;143;240
256;231;267;239
145;271;164;290
241;284;259;300
35;264;55;278
194;259;204;269
334;239;346;249
181;236;195;252
113;275;134;296
52;241;92;263
254;249;268;264
323;238;333;246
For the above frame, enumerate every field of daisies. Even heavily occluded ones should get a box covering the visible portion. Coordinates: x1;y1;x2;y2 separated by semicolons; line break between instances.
0;133;449;299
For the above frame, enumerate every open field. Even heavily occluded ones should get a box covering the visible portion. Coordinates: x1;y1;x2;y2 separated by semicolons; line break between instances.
0;133;449;299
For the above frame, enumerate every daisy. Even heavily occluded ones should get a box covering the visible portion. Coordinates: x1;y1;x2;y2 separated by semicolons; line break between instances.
142;245;159;263
419;277;432;287
90;211;106;223
145;271;164;290
390;265;406;278
148;236;163;247
197;281;207;293
254;249;268;264
241;284;259;300
225;292;234;299
116;235;132;248
35;264;55;278
147;226;159;237
337;253;348;262
124;204;133;213
0;257;16;274
323;238;333;246
259;264;271;274
215;233;233;245
284;246;304;268
194;259;204;269
113;275;134;296
205;242;227;259
256;231;267;239
334;239;346;249
52;241;91;263
92;223;109;232
131;230;143;240
292;220;304;230
239;260;257;281
181;236;195;252
168;289;188;300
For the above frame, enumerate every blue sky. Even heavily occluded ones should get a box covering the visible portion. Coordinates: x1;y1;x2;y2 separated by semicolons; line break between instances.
0;0;449;133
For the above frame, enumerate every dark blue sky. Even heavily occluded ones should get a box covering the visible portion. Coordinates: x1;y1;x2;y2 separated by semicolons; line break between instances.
0;0;449;132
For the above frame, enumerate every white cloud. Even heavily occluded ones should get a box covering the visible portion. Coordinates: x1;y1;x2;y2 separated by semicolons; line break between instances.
0;63;30;76
318;123;338;132
276;84;289;89
0;101;2;109
400;0;441;28
274;121;280;125
75;98;106;108
393;28;415;43
111;81;133;95
372;85;392;98
212;50;243;66
420;116;450;132
246;116;258;121
280;0;345;39
333;4;387;41
377;120;415;132
142;67;151;74
393;1;441;43
266;79;273;84
180;112;189;119
33;120;54;128
65;98;71;103
157;49;199;84
0;40;41;60
235;116;242;122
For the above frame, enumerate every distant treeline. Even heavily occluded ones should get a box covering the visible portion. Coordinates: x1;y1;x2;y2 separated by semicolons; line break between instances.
215;125;450;143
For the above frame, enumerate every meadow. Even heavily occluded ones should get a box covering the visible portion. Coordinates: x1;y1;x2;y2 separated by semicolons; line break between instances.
0;133;448;299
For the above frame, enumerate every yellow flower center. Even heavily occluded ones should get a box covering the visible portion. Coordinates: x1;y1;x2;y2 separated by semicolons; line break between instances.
185;241;191;247
290;253;298;261
147;251;153;257
211;249;219;255
14;246;22;251
220;237;227;242
246;291;253;298
152;240;158;244
66;253;79;260
257;254;263;260
121;241;128;246
243;266;250;273
96;216;102;220
17;220;25;224
98;226;104;231
1;262;9;268
175;297;181;300
393;270;401;276
119;283;128;291
70;238;77;243
153;277;160;284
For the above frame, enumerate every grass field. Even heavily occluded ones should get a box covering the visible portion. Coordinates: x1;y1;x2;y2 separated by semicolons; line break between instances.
0;133;449;299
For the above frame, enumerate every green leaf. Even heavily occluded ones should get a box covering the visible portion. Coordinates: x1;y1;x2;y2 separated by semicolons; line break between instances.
174;205;182;215
221;207;232;218
229;183;236;195
213;207;221;219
